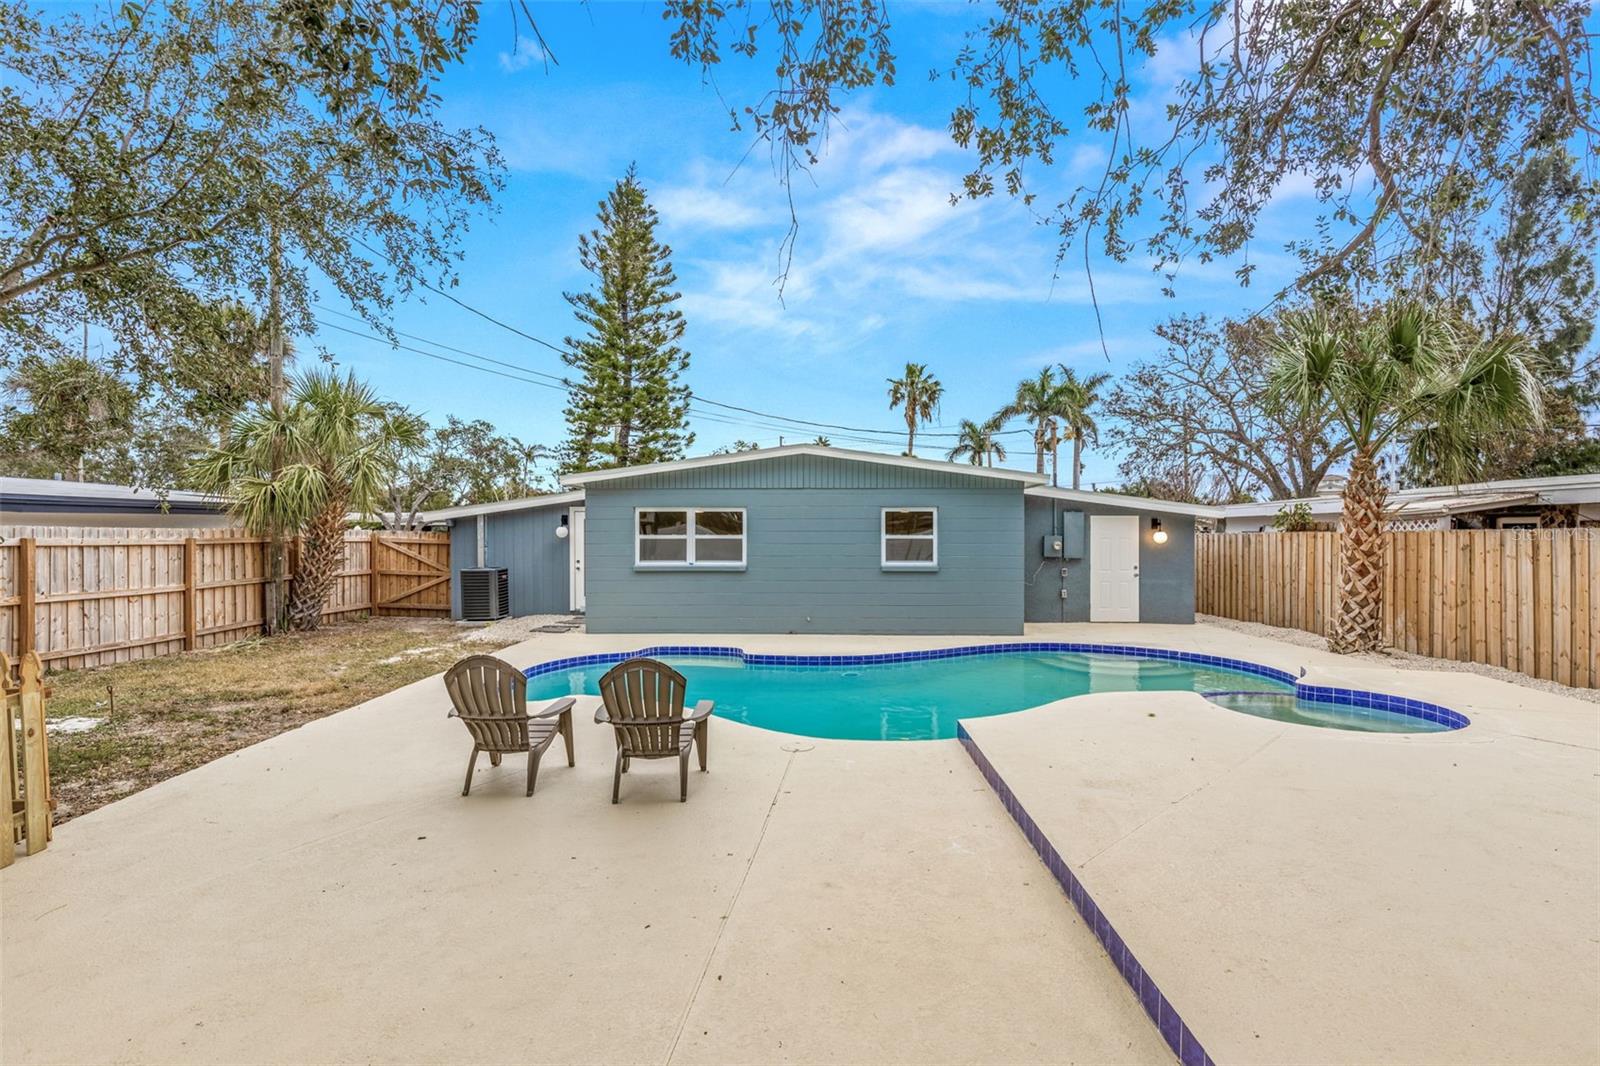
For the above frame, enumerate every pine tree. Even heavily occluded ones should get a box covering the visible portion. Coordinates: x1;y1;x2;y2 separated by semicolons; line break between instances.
561;165;693;471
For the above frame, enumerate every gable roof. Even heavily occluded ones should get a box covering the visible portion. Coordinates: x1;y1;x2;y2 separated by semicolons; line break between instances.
558;444;1049;488
1024;485;1224;518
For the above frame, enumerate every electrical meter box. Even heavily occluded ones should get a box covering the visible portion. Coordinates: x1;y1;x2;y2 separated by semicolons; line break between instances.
1042;534;1063;558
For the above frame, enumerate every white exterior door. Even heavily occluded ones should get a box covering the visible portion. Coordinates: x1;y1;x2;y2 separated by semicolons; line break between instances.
568;508;586;612
1089;514;1140;622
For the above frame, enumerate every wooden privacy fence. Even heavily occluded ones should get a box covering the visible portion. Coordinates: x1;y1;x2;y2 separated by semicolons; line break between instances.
1196;530;1599;689
0;527;451;671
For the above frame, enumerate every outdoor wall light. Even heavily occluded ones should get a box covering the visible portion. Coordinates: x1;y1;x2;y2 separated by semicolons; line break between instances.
1151;517;1168;545
555;514;570;540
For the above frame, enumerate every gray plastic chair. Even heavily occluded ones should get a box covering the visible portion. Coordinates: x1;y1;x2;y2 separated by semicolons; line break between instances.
595;658;712;803
445;655;575;797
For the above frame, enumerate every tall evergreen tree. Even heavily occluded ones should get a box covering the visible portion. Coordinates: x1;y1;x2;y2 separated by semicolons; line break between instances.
561;166;692;471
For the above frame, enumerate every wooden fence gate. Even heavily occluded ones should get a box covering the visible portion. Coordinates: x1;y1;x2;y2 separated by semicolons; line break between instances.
371;534;451;617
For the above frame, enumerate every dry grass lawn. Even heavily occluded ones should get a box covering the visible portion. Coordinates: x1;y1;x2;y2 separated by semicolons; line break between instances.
42;618;502;822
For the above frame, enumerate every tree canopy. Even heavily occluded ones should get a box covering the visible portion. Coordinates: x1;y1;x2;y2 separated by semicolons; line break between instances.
0;0;500;378
661;1;1597;300
561;166;693;471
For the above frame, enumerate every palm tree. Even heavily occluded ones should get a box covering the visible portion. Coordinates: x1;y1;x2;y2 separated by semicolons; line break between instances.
886;362;943;456
945;416;1009;466
1267;301;1542;654
1000;369;1071;477
1056;366;1111;490
811;435;832;447
190;370;425;631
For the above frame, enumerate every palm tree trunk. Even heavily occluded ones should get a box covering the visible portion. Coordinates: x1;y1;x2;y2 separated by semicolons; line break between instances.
1034;426;1046;474
287;499;349;631
1330;451;1388;653
906;410;916;457
1071;433;1083;491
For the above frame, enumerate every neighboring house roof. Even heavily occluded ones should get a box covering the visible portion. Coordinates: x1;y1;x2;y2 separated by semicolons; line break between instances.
558;444;1051;488
1218;472;1600;524
0;476;225;516
411;490;585;525
1023;486;1224;518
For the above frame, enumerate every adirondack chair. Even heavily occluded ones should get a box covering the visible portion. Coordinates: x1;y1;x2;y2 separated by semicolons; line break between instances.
445;655;575;797
595;658;713;803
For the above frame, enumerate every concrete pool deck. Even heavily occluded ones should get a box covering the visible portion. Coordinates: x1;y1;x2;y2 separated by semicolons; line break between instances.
2;623;1595;1064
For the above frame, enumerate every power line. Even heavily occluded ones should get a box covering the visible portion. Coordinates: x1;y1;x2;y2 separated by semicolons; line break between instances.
316;315;922;450
323;282;1022;440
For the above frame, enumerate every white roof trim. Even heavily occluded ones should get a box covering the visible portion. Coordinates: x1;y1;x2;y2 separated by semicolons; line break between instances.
1025;485;1224;518
559;444;1050;488
412;490;585;524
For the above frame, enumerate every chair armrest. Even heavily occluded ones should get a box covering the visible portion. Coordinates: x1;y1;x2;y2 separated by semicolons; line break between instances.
686;700;714;721
533;696;576;719
594;702;612;725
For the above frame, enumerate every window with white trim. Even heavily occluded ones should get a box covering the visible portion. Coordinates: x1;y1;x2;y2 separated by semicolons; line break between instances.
882;508;937;569
636;508;746;569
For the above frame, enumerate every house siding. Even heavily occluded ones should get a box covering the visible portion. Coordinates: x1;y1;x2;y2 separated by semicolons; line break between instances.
449;502;573;617
1023;495;1196;624
583;454;1025;634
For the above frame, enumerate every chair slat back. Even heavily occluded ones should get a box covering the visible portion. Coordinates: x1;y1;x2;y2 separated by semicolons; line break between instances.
598;658;687;755
445;655;530;752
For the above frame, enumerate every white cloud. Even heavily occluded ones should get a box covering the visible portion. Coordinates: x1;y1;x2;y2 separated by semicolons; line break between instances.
652;185;765;231
498;38;546;74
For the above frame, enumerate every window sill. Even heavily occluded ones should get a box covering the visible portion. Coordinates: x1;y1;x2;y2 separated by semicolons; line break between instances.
881;564;939;573
634;564;747;573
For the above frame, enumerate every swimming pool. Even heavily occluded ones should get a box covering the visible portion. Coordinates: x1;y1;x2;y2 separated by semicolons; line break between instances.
524;644;1468;741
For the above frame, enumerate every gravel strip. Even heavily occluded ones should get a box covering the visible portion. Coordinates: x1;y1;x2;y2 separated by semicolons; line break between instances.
458;614;585;646
1199;614;1600;704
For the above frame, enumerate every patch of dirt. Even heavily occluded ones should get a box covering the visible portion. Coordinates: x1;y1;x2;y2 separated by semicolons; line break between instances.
1198;614;1600;705
40;617;535;823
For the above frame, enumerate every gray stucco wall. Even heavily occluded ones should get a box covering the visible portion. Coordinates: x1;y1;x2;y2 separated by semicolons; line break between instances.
1023;495;1196;623
582;454;1025;635
449;502;573;617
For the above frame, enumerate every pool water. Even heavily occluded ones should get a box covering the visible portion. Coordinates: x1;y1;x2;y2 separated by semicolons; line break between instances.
525;650;1454;741
1201;691;1453;734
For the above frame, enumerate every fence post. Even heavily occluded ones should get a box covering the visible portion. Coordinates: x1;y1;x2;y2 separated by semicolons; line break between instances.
1;651;15;868
368;533;382;618
17;537;35;661
17;651;48;855
260;539;271;635
182;537;198;651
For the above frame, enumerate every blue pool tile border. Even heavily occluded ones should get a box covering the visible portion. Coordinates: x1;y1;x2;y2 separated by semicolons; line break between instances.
522;642;1469;732
959;722;1214;1066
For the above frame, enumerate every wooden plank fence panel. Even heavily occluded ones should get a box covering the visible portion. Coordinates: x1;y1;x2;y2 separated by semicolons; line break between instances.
0;528;449;670
1196;530;1599;689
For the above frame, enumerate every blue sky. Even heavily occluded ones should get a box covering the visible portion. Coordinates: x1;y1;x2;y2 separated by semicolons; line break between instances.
321;3;1318;488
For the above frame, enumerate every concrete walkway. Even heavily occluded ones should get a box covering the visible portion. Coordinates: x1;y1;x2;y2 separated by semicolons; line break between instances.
2;629;1174;1065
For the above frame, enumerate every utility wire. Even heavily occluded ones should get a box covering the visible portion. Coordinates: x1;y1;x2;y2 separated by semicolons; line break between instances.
316;315;936;450
322;273;1025;440
316;306;1028;443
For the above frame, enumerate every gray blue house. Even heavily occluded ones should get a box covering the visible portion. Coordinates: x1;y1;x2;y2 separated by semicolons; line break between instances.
432;446;1216;634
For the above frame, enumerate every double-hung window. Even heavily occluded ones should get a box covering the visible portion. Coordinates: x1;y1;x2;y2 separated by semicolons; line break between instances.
636;508;746;569
881;508;938;569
